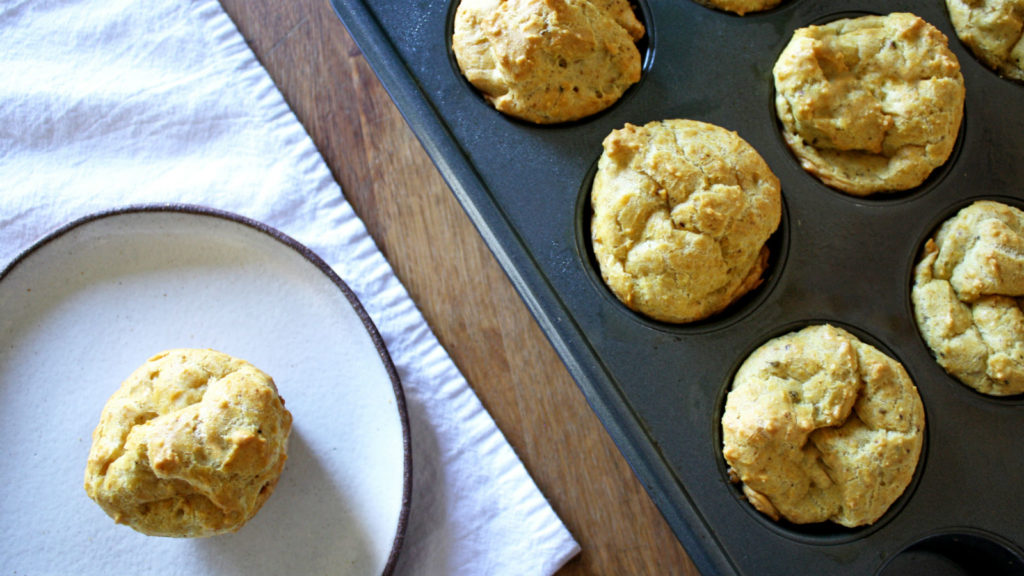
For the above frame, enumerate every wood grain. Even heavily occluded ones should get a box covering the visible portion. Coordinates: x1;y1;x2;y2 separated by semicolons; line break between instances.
217;1;701;574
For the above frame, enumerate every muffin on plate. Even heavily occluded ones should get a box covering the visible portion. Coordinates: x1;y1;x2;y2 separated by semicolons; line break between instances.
773;13;965;195
452;0;644;124
722;324;925;527
591;118;781;323
912;200;1024;396
84;349;293;537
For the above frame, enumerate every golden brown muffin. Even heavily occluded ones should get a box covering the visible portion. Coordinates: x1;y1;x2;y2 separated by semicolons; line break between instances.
773;13;965;195
722;325;925;527
84;349;293;537
452;0;644;124
946;0;1024;81
590;119;781;323
912;200;1024;396
588;0;646;38
691;0;783;16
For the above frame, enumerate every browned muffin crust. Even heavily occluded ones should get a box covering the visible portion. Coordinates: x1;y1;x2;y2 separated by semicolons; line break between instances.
591;119;781;323
452;0;644;123
722;325;925;527
912;200;1024;396
85;349;293;537
773;13;965;195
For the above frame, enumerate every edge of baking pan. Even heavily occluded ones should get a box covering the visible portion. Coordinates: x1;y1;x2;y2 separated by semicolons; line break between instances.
326;1;735;574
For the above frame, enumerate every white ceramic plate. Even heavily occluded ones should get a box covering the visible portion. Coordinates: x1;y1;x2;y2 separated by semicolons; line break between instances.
0;205;411;576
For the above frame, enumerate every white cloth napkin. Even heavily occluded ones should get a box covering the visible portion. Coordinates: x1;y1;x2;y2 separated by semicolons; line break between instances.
0;1;580;574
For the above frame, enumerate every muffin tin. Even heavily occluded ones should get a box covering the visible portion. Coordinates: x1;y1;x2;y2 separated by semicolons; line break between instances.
329;0;1024;574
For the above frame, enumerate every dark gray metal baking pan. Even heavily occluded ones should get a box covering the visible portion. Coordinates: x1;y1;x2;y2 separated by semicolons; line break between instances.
328;0;1024;574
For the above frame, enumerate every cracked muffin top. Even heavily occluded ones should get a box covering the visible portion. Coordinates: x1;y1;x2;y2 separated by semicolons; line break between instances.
773;13;965;195
590;118;781;323
84;349;292;537
452;0;644;124
912;200;1024;396
946;0;1024;82
722;324;925;527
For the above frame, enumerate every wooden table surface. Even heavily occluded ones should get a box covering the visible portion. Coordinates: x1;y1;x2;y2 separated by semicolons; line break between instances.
218;2;700;574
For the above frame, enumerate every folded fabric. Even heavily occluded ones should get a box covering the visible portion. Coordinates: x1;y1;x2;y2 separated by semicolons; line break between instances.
0;0;579;574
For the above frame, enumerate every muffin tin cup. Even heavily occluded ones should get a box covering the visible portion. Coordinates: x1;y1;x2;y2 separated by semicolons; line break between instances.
331;0;1024;573
712;320;930;545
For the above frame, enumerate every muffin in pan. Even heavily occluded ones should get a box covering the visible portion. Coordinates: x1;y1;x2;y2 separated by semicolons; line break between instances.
690;0;783;17
946;0;1024;82
452;0;644;124
912;200;1024;396
84;349;293;537
773;13;965;196
722;324;925;528
590;119;781;324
